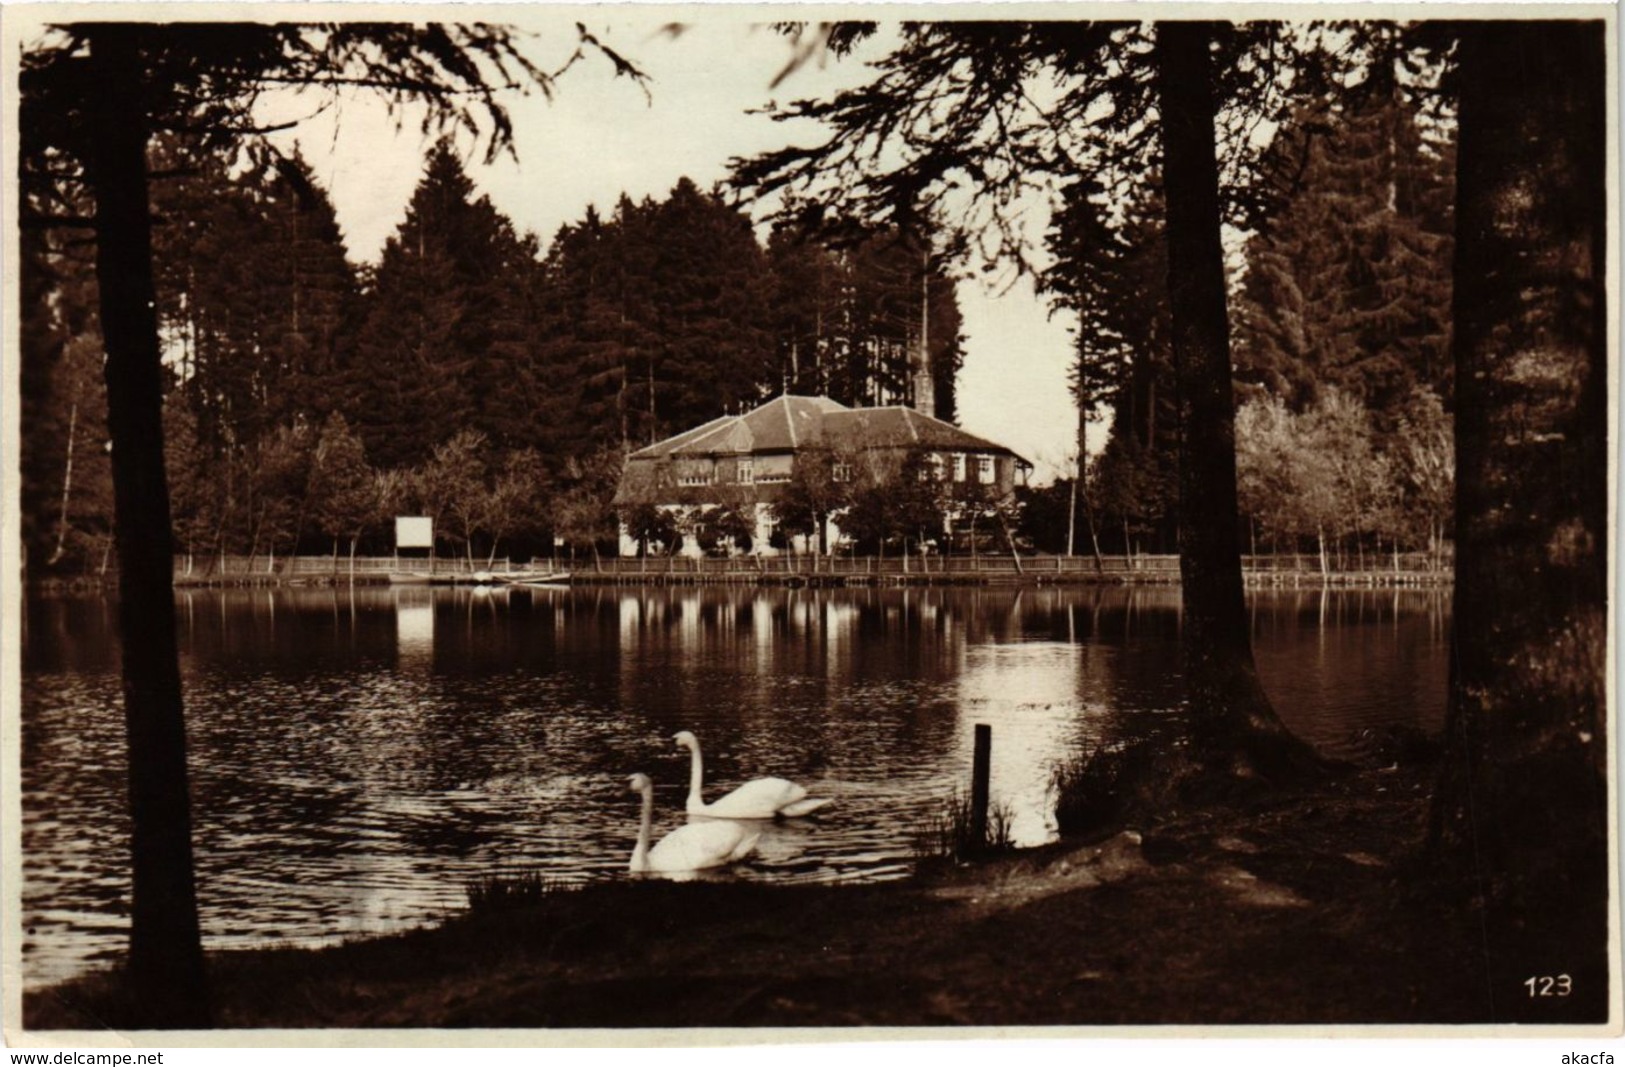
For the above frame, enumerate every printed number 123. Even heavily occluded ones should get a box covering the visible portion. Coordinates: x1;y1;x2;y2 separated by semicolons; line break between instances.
1525;975;1573;997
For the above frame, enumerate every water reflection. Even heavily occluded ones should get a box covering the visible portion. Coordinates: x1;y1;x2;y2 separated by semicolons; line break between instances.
21;583;1448;989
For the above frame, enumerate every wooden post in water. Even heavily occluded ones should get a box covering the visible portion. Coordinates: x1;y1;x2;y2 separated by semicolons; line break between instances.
970;723;992;850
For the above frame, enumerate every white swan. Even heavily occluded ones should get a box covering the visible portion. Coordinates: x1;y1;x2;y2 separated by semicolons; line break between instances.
674;730;832;819
627;773;759;874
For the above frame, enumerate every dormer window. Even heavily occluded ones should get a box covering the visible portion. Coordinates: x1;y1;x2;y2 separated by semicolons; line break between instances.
677;462;713;487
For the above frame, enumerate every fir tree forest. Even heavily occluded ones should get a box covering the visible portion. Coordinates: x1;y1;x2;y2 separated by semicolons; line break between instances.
21;72;1453;574
23;141;967;572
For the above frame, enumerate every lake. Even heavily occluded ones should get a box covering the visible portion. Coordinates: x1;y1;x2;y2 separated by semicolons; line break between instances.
20;583;1449;989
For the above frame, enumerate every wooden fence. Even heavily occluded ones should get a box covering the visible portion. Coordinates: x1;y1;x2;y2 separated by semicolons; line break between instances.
557;551;1448;584
172;554;510;584
139;550;1446;585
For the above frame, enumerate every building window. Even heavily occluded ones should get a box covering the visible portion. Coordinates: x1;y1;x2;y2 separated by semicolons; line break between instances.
833;463;853;483
737;458;754;485
976;455;995;484
927;453;946;481
952;453;967;482
678;465;713;487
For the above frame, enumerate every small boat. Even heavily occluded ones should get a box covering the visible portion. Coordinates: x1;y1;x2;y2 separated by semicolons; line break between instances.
389;571;503;586
502;571;572;587
389;569;569;587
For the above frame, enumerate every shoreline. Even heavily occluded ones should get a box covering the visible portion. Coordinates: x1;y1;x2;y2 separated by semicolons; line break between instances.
20;762;1606;1032
26;567;1453;592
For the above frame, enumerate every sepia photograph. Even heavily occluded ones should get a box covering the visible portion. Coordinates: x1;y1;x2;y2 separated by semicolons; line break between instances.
2;2;1618;1047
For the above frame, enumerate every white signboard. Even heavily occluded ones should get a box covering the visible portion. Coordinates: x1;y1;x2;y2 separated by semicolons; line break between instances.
395;516;433;550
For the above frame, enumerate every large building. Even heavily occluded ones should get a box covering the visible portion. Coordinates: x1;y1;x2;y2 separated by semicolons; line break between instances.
612;395;1031;557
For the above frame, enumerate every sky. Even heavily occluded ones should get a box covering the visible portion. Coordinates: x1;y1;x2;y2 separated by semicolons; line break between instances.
260;16;1083;483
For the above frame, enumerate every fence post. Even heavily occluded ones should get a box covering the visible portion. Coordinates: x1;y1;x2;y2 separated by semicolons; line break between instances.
970;723;991;850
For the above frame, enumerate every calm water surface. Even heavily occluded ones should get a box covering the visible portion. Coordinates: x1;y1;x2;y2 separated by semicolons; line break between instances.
21;584;1449;988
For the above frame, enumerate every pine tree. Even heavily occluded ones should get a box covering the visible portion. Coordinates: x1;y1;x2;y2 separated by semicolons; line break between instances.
765;222;843;397
347;142;486;469
1233;70;1454;427
149;144;361;463
538;198;660;452
643;178;772;438
1429;22;1607;1018
1045;180;1179;553
19;21;640;1026
763;216;965;416
259;152;362;429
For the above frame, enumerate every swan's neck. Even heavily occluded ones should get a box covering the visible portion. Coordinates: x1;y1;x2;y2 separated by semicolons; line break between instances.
685;742;705;808
630;789;653;872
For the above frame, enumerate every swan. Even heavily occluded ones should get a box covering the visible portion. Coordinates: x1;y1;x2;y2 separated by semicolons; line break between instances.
673;730;832;819
627;773;759;874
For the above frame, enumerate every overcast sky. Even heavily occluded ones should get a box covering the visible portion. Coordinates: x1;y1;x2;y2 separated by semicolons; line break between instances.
261;15;1082;483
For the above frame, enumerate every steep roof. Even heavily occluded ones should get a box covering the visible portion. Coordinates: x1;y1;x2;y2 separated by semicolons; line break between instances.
627;395;847;460
627;395;1027;465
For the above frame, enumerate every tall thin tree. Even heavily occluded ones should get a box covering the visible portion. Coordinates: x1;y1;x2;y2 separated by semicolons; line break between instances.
20;19;643;1026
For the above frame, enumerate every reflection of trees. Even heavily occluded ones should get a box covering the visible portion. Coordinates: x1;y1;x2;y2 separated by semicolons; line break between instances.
1248;588;1450;752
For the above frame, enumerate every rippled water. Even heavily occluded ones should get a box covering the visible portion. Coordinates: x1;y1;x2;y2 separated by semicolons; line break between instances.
20;583;1449;989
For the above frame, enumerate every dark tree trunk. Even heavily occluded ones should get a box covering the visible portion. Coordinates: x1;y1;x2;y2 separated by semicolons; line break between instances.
1427;21;1608;1020
84;27;210;1027
1156;22;1318;777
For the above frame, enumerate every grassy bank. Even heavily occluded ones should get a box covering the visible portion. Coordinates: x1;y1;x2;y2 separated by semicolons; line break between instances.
23;763;1609;1031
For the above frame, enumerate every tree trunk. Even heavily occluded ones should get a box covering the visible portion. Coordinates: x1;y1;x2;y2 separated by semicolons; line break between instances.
1081;484;1105;575
1427;20;1607;1021
1066;474;1077;558
1000;513;1023;575
1156;21;1318;777
84;26;209;1027
47;400;78;567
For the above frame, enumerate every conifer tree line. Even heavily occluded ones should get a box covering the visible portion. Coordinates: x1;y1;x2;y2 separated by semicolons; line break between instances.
21;140;966;572
1026;57;1456;567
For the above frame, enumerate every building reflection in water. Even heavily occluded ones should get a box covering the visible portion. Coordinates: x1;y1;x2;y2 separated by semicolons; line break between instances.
394;588;435;669
600;585;1112;849
22;580;1448;991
